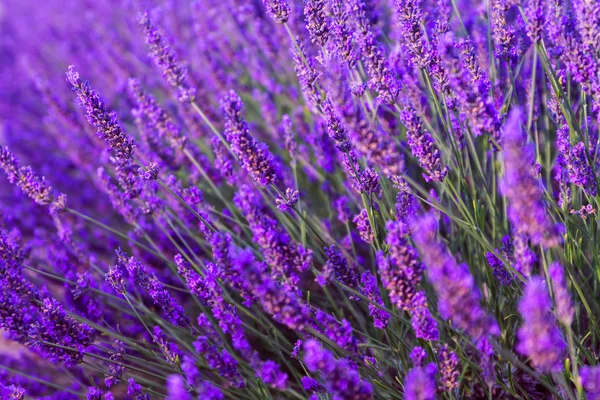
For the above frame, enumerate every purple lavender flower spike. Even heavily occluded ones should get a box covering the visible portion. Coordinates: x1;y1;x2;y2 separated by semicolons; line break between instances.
502;108;562;248
220;91;277;186
548;262;574;326
0;146;54;206
581;365;600;400
139;12;187;88
517;277;566;373
263;0;291;23
303;340;373;400
67;66;135;160
276;188;299;212
360;271;390;329
323;244;359;291
304;0;329;46
437;345;459;391
412;212;499;340
166;375;191;400
292;37;323;110
351;0;399;104
410;292;439;341
404;363;437;400
330;0;358;66
525;0;544;42
400;106;448;182
129;79;187;150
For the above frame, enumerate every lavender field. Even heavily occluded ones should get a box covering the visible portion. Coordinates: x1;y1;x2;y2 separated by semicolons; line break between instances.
0;0;599;398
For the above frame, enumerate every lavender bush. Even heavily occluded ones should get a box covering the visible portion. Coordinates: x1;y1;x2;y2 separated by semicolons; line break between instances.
0;0;599;398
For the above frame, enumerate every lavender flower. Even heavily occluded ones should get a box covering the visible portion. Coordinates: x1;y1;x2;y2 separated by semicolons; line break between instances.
502;108;562;248
0;146;54;205
437;345;459;391
303;340;373;399
360;271;390;329
304;0;329;46
410;292;439;341
354;209;374;243
276;188;299;212
404;363;437;400
221;91;277;186
323;245;359;290
581;365;600;400
395;0;431;69
234;185;312;284
491;0;519;64
330;0;358;66
548;262;574;326
66;66;135;160
263;0;291;23
351;0;399;104
139;12;187;87
400;107;448;182
129;79;187;150
104;340;125;388
116;250;191;328
292;38;323;110
166;375;191;400
412;213;499;340
517;277;566;372
525;0;544;42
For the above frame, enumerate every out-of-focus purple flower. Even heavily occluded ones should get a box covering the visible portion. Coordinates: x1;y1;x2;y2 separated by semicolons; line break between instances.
502;108;562;248
412;213;499;340
221;91;277;186
404;363;437;400
513;233;537;278
0;384;24;400
517;277;566;373
87;386;102;400
129;79;187;150
581;365;600;400
360;271;390;329
573;0;600;54
400;107;448;182
303;340;373;400
66;66;135;160
334;196;351;223
257;360;288;390
410;292;439;341
548;262;574;326
485;236;514;285
166;375;191;400
304;0;329;46
139;12;187;87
